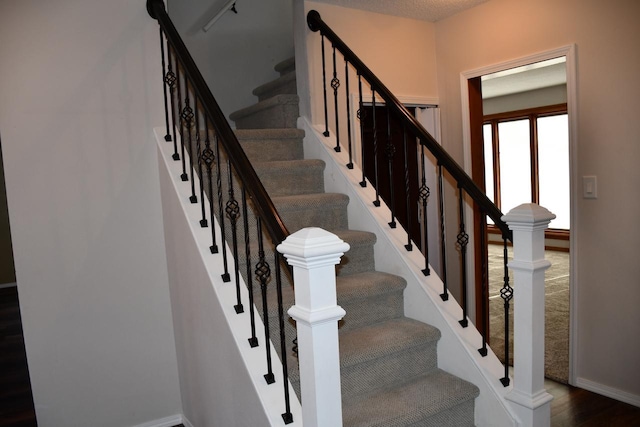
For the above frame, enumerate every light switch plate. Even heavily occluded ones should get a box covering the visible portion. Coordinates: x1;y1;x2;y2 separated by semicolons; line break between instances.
583;176;597;199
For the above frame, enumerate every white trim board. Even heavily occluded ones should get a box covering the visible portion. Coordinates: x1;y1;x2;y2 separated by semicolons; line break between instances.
459;44;579;385
131;414;183;427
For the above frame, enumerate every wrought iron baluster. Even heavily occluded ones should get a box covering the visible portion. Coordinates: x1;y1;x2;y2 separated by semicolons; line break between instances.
344;59;353;168
500;235;513;386
457;186;469;328
478;212;489;356
176;68;188;181
214;134;229;275
159;28;172;142
418;140;431;273
275;252;293;424
331;45;341;152
402;127;413;251
225;160;243;314
256;218;275;384
321;35;330;137
200;121;218;252
165;46;179;160
242;188;258;347
357;73;367;188
181;81;197;203
438;163;449;301
386;108;396;228
372;90;381;207
194;100;207;226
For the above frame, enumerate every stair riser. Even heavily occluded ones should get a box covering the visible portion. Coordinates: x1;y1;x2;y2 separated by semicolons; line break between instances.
275;199;349;233
338;292;404;332
336;242;375;276
234;103;299;129
238;138;304;162
256;164;325;197
341;343;438;406
255;76;297;102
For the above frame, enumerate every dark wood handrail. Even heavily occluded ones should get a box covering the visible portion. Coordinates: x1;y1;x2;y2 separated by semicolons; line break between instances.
147;0;289;245
307;10;512;240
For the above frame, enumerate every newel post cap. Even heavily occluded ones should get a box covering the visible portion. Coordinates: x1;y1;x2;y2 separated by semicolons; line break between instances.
277;227;350;269
502;203;556;229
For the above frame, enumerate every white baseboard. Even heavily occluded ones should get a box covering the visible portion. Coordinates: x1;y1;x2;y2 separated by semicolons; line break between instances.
576;377;640;408
0;282;16;289
131;414;184;427
181;415;195;427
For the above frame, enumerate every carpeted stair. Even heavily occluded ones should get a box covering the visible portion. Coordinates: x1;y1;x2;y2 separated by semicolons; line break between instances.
228;58;479;426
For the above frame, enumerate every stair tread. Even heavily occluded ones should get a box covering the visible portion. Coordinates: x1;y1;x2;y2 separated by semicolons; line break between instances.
235;128;305;140
337;270;406;300
274;57;295;75
343;369;479;427
252;71;296;98
229;94;299;121
338;317;440;368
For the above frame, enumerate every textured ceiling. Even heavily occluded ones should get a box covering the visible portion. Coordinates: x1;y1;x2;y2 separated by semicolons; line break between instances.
312;0;489;22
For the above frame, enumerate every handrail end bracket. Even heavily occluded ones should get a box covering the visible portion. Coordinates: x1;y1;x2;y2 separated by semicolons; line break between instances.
307;10;322;32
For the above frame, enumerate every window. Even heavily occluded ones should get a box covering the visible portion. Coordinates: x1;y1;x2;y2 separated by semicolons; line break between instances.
484;104;569;230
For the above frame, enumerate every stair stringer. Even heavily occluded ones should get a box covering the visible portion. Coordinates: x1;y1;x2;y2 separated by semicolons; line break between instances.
155;128;302;427
299;116;521;427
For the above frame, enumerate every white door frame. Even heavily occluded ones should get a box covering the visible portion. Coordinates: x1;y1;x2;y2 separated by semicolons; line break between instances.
459;44;578;385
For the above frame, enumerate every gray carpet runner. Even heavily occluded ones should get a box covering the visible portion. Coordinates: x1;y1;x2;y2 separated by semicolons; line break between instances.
229;58;479;426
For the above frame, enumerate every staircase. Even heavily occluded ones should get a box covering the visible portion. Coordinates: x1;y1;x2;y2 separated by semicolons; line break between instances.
228;58;480;426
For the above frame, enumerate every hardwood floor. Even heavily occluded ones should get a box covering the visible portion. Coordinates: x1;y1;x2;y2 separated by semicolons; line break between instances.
1;285;639;427
547;378;640;426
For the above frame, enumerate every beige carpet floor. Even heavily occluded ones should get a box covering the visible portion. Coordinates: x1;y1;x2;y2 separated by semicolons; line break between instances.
487;244;570;384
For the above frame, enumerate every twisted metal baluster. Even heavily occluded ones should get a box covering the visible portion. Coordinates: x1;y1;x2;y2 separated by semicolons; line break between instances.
256;218;275;384
242;188;258;347
321;35;330;137
418;140;430;272
457;186;470;328
165;45;179;160
344;59;353;168
357;73;367;187
275;253;293;424
438;163;449;301
500;235;513;387
200;121;218;252
225;160;243;314
331;45;341;152
176;68;188;180
386;109;397;228
159;28;171;142
180;82;197;203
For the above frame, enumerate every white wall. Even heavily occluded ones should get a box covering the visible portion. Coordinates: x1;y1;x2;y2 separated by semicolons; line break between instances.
0;1;182;425
434;0;640;404
168;0;294;119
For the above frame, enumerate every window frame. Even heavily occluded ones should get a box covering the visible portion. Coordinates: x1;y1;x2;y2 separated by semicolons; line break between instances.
484;103;569;235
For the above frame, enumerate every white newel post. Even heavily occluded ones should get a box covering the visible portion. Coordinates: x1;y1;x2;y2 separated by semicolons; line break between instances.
277;227;349;427
503;204;555;427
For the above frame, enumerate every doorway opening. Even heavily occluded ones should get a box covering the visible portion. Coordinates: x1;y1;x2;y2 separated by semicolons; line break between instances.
462;47;577;385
